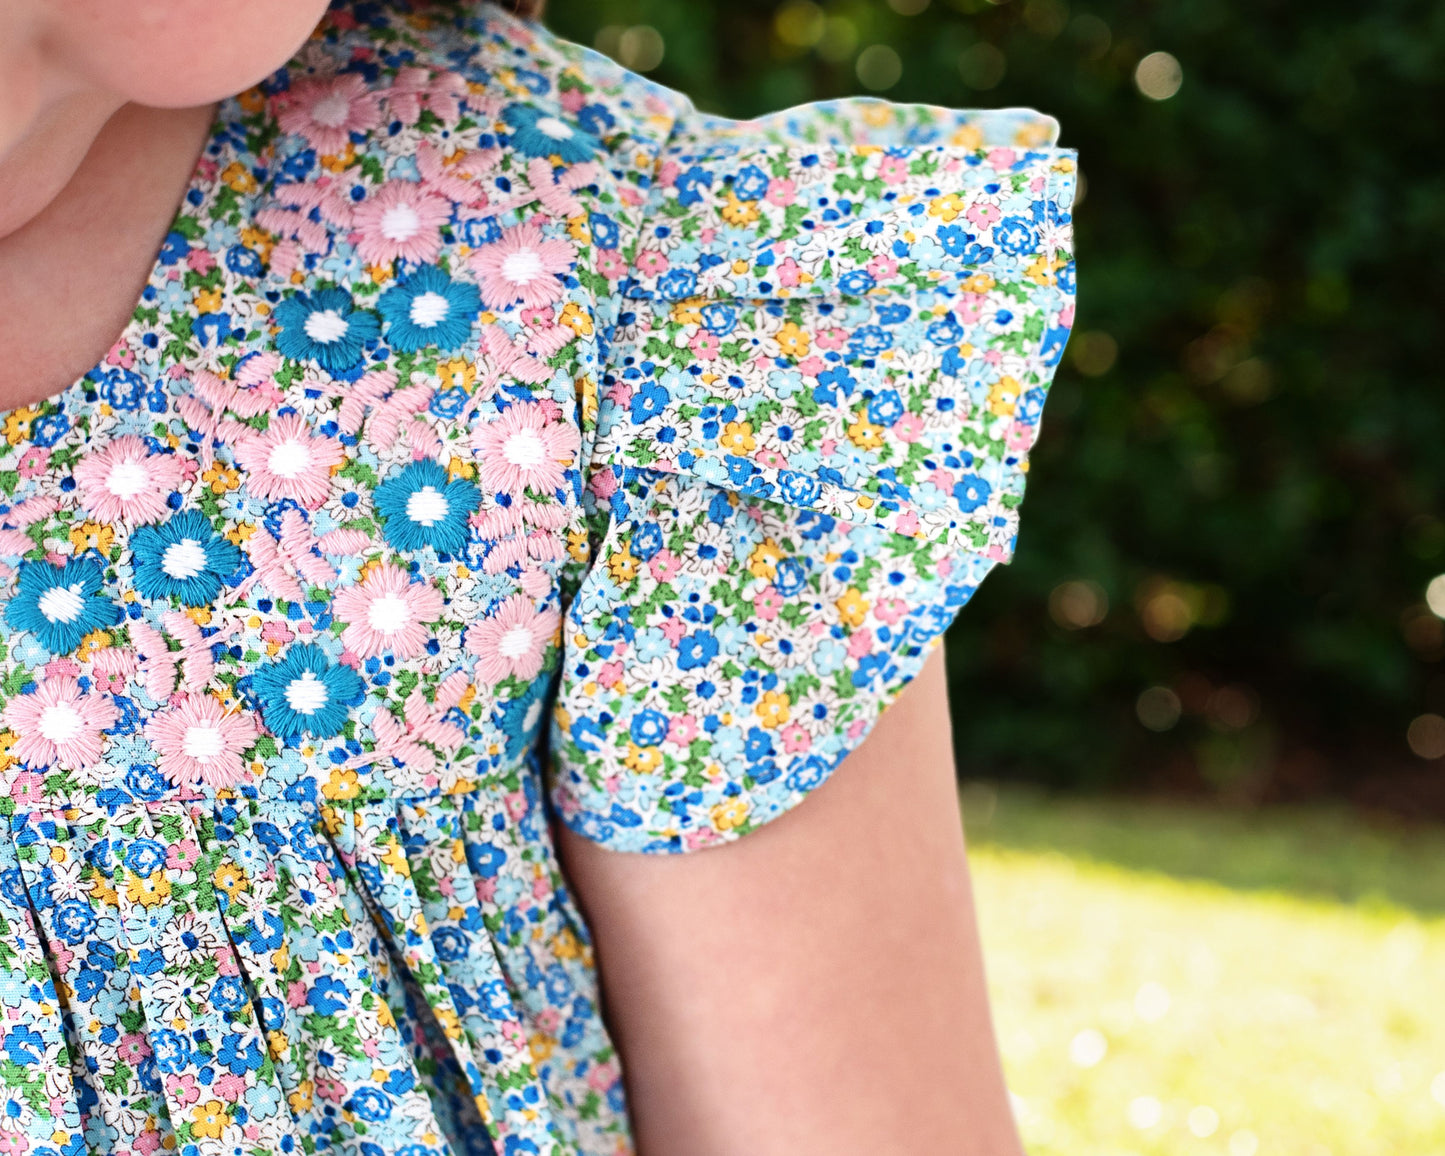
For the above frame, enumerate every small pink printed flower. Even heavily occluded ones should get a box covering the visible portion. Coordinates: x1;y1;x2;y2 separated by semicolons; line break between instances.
332;563;443;659
352;181;451;266
471;402;581;495
894;412;925;442
275;73;383;155
17;446;49;478
233;413;344;508
469;222;575;310
633;248;668;277
689;331;720;360
595;249;626;278
764;178;797;207
754;586;783;620
3;676;117;771
465;595;559;684
73;436;183;524
145;692;259;789
878;155;911;184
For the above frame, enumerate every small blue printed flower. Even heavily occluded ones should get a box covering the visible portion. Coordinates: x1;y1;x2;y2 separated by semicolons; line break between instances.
502;104;600;163
252;643;364;740
130;510;242;606
273;287;380;373
4;557;122;655
374;459;481;554
376;264;482;353
952;473;993;513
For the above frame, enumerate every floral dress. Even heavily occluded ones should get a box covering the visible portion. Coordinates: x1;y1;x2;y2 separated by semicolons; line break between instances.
0;3;1075;1155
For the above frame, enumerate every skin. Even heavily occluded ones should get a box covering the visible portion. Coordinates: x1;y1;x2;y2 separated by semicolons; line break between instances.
0;5;1024;1152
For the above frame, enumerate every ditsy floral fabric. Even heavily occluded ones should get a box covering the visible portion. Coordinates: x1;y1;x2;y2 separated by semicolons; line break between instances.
0;3;1074;1155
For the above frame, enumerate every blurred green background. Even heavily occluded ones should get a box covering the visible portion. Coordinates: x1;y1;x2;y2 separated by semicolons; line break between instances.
543;0;1445;812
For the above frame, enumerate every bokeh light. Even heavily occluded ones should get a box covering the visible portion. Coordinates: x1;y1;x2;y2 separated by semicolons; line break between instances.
1407;714;1445;760
1137;686;1182;732
1048;579;1108;629
1135;50;1184;100
856;44;903;90
1426;574;1445;618
958;42;1007;90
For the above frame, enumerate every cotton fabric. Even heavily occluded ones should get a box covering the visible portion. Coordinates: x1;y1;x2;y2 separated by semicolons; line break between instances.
0;4;1075;1154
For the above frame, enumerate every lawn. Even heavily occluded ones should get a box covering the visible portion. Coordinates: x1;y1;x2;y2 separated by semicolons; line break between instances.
961;785;1445;1156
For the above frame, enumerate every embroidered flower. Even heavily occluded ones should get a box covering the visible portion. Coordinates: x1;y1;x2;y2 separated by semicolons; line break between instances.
232;413;346;508
467;222;575;310
376;263;481;352
252;643;363;740
2;676;117;770
273;288;380;373
465;595;558;684
373;459;479;554
145;693;259;789
73;436;184;525
352;181;452;267
130;511;243;606
275;73;383;155
4;557;122;656
470;402;580;495
332;563;443;659
501;104;599;163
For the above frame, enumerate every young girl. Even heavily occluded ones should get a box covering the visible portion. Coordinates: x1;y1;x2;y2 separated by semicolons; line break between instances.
0;2;1075;1154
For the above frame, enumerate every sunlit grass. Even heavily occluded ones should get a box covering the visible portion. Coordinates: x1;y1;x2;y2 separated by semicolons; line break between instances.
962;785;1445;1156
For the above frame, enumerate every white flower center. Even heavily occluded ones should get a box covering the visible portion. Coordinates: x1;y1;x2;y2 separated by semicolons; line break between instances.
367;593;412;634
161;539;209;581
106;458;151;500
503;428;547;470
303;309;349;344
283;672;329;716
182;723;225;761
408;291;451;327
534;116;574;141
380;203;421;242
501;249;544;285
498;624;535;659
267;438;312;479
310;92;352;128
39;703;83;744
405;487;449;527
37;584;86;625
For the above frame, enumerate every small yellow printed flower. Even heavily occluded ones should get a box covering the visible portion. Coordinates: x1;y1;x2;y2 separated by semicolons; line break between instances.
559;301;593;336
836;587;870;629
4;406;39;446
719;192;761;226
756;690;791;729
624;743;664;774
77;630;113;661
552;927;582;961
194;287;223;313
191;1100;231;1141
203;461;241;494
446;457;476;481
566;213;590;242
566;528;589;564
530;1031;558;1061
220;160;258;194
320;143;358;172
288;1082;314;1116
437;359;477;391
1025;252;1062;287
125;872;172;909
747;538;784;581
775;322;811;359
847;416;885;451
949;123;986;150
928;192;967;222
719;421;756;454
607;545;641;584
238;87;267;114
0;731;17;771
669;299;704;326
213;862;247;902
962;271;996;295
710;797;750;833
69;522;115;555
322;766;362;800
988;376;1022;417
239;226;274;257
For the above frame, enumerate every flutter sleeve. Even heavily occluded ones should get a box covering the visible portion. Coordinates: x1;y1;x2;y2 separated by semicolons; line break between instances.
549;97;1077;852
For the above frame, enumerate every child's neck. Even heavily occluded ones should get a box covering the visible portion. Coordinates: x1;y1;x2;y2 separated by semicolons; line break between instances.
0;99;216;410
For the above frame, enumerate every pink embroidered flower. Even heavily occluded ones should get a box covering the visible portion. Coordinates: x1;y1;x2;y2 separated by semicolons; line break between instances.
471;402;581;494
352;181;451;266
146;693;259;789
332;563;443;659
465;595;559;684
3;677;117;771
73;436;184;524
275;73;383;155
468;222;576;309
232;413;344;508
